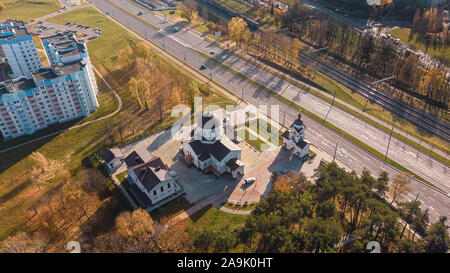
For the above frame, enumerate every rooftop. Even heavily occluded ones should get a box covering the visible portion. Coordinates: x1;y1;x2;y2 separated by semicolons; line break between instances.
124;147;154;168
0;77;36;96
41;33;87;58
32;60;86;82
129;157;170;192
0;20;29;41
102;148;124;164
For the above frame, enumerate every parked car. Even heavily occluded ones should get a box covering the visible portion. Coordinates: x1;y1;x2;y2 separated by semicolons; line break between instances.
244;177;256;184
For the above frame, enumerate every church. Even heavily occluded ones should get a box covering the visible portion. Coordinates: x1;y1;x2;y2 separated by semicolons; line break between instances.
282;114;311;158
181;112;244;179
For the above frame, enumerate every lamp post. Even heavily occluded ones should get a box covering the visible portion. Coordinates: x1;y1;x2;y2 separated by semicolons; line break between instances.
364;76;395;111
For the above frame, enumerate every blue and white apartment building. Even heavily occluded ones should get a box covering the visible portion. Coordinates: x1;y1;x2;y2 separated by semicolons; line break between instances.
0;19;99;140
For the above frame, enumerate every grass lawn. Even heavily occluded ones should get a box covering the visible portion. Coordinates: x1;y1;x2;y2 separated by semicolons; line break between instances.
150;196;192;221
212;0;251;14
388;27;450;64
184;205;247;231
246;119;282;145
237;128;265;152
0;6;237;241
0;0;61;21
47;7;140;74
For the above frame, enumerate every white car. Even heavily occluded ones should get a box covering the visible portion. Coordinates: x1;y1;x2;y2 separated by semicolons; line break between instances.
244;177;256;184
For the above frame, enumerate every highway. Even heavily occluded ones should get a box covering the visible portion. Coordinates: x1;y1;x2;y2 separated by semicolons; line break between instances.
298;52;450;143
89;0;450;224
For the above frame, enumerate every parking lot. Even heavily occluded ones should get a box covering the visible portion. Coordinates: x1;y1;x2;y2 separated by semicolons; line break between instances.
28;20;101;43
118;126;316;206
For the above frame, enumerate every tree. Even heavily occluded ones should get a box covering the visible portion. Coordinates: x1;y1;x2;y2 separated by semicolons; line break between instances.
375;171;390;198
304;218;343;253
0;232;48;253
315;200;336;219
389;173;411;205
179;0;197;23
397;200;422;239
228;17;251;47
115;209;155;242
421;216;450;253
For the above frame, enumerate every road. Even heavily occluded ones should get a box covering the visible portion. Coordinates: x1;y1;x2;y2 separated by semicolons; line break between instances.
298;52;450;143
90;0;450;224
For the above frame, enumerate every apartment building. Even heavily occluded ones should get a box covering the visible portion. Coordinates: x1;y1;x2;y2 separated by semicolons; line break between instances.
0;60;99;139
0;20;42;79
0;21;99;140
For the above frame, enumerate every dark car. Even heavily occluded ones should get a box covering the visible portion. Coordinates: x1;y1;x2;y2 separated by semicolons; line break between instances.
199;65;206;70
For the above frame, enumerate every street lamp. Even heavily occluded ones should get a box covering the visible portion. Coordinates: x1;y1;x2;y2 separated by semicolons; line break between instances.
363;76;395;111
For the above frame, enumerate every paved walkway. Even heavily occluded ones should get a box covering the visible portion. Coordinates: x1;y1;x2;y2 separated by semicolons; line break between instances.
111;167;138;210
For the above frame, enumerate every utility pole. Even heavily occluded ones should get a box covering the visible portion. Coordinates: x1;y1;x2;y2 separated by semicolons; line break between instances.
385;116;397;160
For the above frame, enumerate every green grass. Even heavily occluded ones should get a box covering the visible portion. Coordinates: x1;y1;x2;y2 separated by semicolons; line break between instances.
212;0;251;14
237;128;265;152
150;196;192;221
0;0;61;21
246;118;282;145
184;205;247;231
388;27;450;64
47;7;141;73
0;6;235;241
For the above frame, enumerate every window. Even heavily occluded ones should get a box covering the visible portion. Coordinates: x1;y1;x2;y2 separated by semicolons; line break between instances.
160;186;164;192
167;183;171;189
153;190;157;196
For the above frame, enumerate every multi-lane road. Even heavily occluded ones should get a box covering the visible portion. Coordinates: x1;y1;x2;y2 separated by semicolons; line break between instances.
298;52;450;143
89;0;450;224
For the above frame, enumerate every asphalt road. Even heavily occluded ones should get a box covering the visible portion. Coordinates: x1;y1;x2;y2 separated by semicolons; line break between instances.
89;0;450;224
297;52;450;143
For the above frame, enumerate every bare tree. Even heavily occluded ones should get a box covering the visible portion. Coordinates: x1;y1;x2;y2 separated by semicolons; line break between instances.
390;173;412;205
